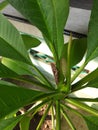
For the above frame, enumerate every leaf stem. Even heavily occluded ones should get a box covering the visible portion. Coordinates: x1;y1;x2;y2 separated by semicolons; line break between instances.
31;64;54;89
25;92;61;116
51;105;55;130
25;99;49;116
71;62;86;83
66;34;72;92
72;68;98;92
36;102;52;130
61;107;76;130
67;97;98;102
56;100;61;130
65;99;98;116
61;103;82;118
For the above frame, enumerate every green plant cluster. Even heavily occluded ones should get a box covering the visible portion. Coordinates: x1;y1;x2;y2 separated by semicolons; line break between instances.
0;0;98;130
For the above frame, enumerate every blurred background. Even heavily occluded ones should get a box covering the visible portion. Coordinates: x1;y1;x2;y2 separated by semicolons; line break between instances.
0;0;93;34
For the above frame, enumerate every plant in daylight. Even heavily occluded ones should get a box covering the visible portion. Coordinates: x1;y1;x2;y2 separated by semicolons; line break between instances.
0;0;98;129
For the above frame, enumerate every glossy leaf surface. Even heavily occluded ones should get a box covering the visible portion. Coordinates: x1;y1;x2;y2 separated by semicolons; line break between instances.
62;38;87;67
86;0;98;62
8;0;69;60
0;62;18;78
0;116;22;130
0;13;30;64
21;33;41;50
86;77;98;88
0;80;43;119
2;58;53;88
2;58;37;76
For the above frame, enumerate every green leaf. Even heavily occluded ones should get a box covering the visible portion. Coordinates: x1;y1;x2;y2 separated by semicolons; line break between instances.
8;0;69;60
62;38;87;67
86;77;98;88
66;99;98;116
0;13;31;64
2;58;54;88
0;116;23;130
83;116;98;130
21;33;41;50
86;0;98;62
0;80;43;119
56;100;61;130
0;62;19;78
65;34;72;92
72;68;98;91
20;116;31;130
2;58;36;76
61;107;76;130
0;0;9;10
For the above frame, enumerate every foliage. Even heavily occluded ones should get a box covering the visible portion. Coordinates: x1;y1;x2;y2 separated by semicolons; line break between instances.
0;0;98;129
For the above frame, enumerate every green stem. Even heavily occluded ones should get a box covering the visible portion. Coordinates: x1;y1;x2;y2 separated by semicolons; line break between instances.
20;116;31;130
20;101;49;130
31;64;54;89
25;99;50;116
66;34;72;92
61;107;76;130
24;92;63;116
36;102;52;130
71;62;86;83
51;105;55;130
56;100;61;130
72;68;98;92
61;103;82;118
68;97;98;102
65;99;98;116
